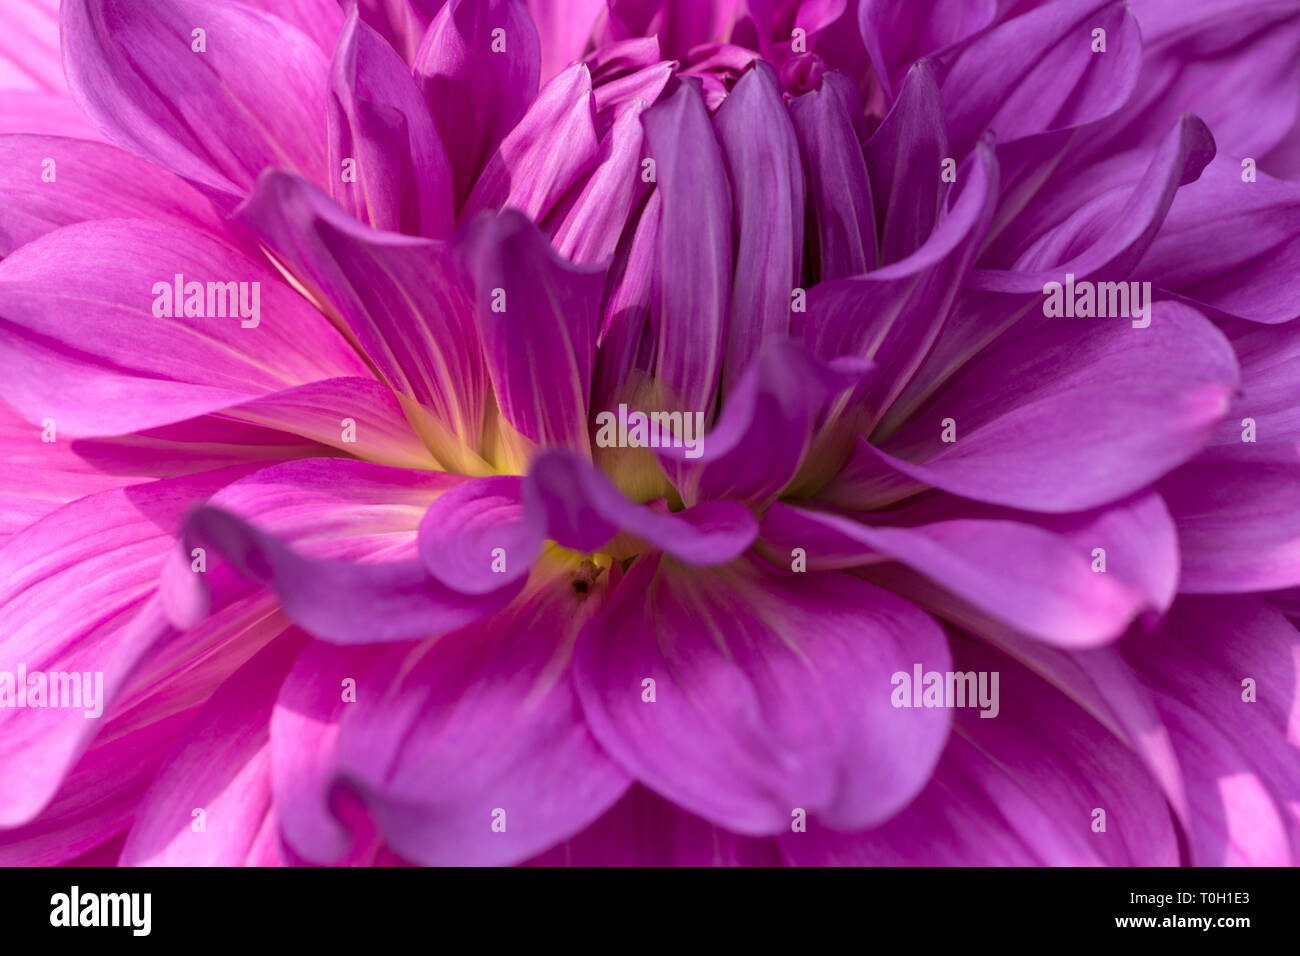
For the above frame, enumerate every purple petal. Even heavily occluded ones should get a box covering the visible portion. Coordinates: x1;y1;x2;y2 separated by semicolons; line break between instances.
803;143;998;423
1137;155;1300;324
867;301;1239;512
328;6;454;237
713;62;804;389
664;341;870;506
333;566;632;866
762;500;1152;647
169;458;522;643
526;449;758;564
1123;596;1300;865
414;0;541;208
527;785;782;865
62;0;330;206
863;59;948;266
858;0;996;99
1160;444;1300;594
787;69;877;281
971;114;1215;293
456;209;604;458
941;0;1142;157
418;475;544;594
0;218;370;437
781;637;1180;864
574;554;953;833
642;79;732;416
235;170;488;470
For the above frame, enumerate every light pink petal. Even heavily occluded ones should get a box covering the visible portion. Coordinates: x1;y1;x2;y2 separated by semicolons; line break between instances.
0;219;370;438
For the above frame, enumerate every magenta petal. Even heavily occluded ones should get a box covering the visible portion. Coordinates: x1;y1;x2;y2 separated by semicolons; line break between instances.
1123;596;1300;865
328;6;454;237
642;79;732;415
418;475;544;594
0;89;105;141
870;301;1239;512
414;0;541;208
857;0;996;99
1160;444;1300;594
761;502;1151;647
804;143;998;422
270;640;390;864
664;341;871;506
1137;155;1300;324
574;555;953;834
526;449;758;564
169;459;522;643
62;0;329;205
461;62;601;223
526;0;606;80
788;70;877;281
0;218;369;437
863;59;948;266
941;0;1142;157
118;632;308;865
971;114;1216;294
527;785;782;865
781;638;1180;864
334;569;632;866
0;466;255;827
548;101;650;266
457;209;604;456
713;62;804;389
0;0;65;93
235;171;487;468
0;134;224;256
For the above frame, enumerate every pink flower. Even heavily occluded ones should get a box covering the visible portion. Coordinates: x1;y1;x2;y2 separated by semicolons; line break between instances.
1;0;1299;866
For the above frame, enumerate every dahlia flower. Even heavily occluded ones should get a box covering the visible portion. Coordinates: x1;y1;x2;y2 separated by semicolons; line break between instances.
1;0;1299;867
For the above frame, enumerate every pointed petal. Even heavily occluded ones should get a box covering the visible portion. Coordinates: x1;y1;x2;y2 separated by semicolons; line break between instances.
414;0;541;207
642;80;732;415
713;62;804;389
457;210;603;458
328;7;454;237
236;170;487;466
